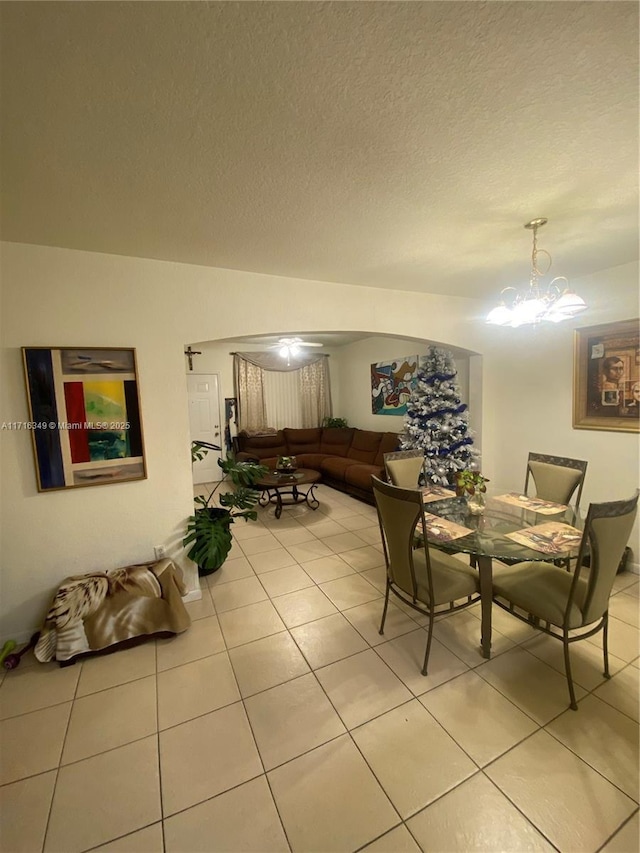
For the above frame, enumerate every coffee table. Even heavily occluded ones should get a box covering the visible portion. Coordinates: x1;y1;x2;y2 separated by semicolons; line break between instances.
255;468;321;519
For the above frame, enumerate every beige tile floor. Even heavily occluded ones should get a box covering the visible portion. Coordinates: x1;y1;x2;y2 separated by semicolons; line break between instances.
1;483;638;852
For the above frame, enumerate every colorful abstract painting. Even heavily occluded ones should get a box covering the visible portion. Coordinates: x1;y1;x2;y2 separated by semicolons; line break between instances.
371;356;419;416
22;347;146;491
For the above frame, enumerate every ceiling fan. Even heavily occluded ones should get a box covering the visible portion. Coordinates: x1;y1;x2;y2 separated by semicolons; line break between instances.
270;336;323;358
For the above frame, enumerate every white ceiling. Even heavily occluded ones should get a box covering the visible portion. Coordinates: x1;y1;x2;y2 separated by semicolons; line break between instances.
1;2;638;303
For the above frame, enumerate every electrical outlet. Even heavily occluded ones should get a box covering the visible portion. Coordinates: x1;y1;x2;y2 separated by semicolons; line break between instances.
154;545;166;560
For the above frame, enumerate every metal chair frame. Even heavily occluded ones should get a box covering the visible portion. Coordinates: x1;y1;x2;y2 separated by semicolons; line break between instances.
372;475;480;675
493;492;638;710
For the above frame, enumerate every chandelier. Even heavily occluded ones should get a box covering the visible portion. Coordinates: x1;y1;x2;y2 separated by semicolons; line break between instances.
486;218;587;327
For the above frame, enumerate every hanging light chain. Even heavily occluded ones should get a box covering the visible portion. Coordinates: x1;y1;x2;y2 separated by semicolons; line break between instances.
486;217;588;326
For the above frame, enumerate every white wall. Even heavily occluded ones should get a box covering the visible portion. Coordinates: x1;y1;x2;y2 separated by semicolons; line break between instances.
2;243;637;642
480;261;640;566
186;336;474;436
330;336;474;434
0;242;482;641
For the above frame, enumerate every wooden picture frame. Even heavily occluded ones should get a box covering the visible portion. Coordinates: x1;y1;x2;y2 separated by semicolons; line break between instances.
22;347;147;491
573;319;640;433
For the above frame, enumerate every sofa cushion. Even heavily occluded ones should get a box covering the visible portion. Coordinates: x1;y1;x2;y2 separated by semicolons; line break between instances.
345;464;384;491
236;454;280;469
260;453;278;471
257;456;279;470
373;432;401;467
238;430;285;450
295;453;331;470
347;430;383;463
319;428;354;457
283;428;322;455
236;429;288;461
320;456;360;481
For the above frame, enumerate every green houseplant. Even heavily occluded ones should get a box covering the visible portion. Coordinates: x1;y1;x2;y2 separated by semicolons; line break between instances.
184;443;267;575
322;416;349;428
454;469;489;515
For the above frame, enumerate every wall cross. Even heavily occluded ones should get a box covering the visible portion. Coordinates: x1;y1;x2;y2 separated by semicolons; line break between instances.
184;346;202;371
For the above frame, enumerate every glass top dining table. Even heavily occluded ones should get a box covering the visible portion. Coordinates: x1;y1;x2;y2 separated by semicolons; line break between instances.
417;492;585;659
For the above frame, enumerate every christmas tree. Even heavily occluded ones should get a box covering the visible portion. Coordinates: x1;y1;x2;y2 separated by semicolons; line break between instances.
401;346;479;485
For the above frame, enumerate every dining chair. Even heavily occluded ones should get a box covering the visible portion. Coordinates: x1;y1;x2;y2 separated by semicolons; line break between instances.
384;449;426;488
524;452;588;509
492;491;638;710
371;475;480;675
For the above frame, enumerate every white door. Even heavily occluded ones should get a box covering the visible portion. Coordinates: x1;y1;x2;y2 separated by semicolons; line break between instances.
187;374;223;483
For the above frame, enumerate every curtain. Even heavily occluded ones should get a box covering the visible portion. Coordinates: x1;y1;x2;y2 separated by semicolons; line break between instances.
233;355;267;432
234;352;331;431
264;370;302;429
299;358;331;428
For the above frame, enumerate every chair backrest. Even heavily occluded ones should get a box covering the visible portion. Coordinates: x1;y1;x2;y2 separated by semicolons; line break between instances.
574;491;640;625
524;453;588;508
371;475;433;604
570;491;638;626
384;450;426;488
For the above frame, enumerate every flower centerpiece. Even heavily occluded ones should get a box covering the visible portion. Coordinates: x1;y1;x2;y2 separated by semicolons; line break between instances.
276;455;297;474
454;469;489;514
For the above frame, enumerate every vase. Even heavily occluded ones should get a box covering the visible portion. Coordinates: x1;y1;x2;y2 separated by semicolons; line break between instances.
276;455;297;474
466;493;485;515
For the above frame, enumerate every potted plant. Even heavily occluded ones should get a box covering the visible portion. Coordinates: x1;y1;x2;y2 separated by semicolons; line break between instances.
276;455;298;473
322;416;349;428
184;443;268;575
454;469;489;514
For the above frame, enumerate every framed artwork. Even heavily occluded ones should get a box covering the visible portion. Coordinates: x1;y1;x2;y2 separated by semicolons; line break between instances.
22;347;147;491
371;356;418;416
573;319;640;433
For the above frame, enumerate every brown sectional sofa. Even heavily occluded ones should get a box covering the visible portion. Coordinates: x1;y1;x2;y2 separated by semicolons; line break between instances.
234;427;400;504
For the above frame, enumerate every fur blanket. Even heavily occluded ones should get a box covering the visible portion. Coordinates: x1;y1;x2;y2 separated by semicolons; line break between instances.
35;559;191;663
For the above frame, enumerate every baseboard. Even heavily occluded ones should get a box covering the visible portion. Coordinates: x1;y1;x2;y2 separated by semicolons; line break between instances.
182;588;203;603
2;587;204;649
0;629;34;648
627;559;639;576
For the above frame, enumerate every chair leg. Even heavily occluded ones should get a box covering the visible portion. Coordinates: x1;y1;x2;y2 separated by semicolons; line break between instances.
379;581;390;636
563;629;578;711
602;612;611;679
421;607;435;676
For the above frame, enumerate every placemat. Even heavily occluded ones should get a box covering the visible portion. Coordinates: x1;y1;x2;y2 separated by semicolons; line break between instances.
494;493;568;514
506;522;582;555
422;486;457;503
418;513;474;543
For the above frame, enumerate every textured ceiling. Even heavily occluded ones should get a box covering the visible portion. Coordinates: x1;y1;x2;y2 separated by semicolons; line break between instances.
1;1;638;301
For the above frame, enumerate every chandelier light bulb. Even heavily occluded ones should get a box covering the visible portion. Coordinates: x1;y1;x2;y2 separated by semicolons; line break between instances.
511;297;546;327
486;218;587;327
486;304;513;325
551;290;588;318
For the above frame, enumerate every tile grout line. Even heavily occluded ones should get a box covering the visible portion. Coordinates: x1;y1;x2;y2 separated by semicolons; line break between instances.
40;656;83;852
594;806;640;853
2;489;638;851
479;770;563;853
154;636;167;853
